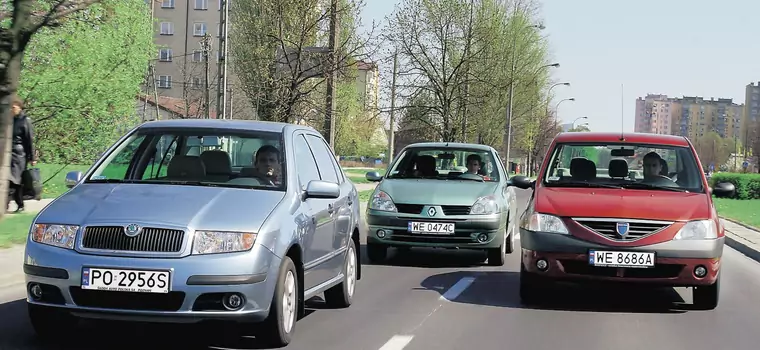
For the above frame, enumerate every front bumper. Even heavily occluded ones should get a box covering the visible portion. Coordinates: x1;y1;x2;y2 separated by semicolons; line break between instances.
23;242;281;323
520;229;724;286
366;209;506;248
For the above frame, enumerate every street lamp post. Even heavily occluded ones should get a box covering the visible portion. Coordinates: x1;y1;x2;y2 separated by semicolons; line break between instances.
572;116;588;129
504;22;546;171
554;97;575;130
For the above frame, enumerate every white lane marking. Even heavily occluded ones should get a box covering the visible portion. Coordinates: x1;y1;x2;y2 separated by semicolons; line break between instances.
379;335;414;350
440;276;475;301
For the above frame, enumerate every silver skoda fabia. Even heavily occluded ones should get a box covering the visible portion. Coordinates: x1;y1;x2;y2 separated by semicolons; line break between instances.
23;119;362;346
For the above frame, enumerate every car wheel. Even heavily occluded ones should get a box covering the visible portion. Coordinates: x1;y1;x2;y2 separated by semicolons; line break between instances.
519;263;548;305
324;239;358;308
28;304;78;340
366;243;387;263
487;233;506;266
693;275;720;310
257;256;299;347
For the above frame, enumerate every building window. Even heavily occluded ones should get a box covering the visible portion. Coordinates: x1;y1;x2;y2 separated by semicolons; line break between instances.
193;22;207;36
195;0;208;10
160;22;174;35
217;22;221;37
192;77;203;89
158;76;172;89
161;0;175;8
192;50;206;62
159;48;172;62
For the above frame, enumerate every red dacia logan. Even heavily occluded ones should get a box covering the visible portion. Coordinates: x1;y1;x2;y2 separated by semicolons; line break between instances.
509;132;736;310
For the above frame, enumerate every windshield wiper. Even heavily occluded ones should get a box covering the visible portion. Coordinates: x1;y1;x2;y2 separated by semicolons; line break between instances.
620;182;689;192
545;181;624;189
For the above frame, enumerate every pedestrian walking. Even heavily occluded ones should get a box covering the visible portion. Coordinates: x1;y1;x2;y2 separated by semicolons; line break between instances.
8;95;35;213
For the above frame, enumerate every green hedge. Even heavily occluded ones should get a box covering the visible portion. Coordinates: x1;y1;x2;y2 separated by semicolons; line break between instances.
710;173;760;199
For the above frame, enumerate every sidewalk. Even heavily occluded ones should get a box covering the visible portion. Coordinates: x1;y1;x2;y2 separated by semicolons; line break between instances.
722;218;760;263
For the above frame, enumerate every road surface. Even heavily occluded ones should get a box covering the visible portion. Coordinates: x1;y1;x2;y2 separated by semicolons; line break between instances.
3;189;760;350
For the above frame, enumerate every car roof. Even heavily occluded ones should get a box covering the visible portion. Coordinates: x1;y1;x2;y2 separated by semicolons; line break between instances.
553;132;691;147
404;142;496;152
137;119;317;134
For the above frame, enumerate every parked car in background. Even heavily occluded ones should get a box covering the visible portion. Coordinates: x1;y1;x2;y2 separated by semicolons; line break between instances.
511;132;736;310
364;142;519;266
24;119;362;346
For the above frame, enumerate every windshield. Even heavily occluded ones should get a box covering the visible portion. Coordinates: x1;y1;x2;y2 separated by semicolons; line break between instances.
85;128;287;191
386;147;502;182
542;142;705;193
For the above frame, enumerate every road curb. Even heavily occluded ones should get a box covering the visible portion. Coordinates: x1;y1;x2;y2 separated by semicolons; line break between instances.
722;217;760;263
722;217;760;233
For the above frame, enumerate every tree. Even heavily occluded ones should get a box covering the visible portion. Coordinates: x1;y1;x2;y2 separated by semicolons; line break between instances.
693;132;735;170
20;0;155;164
230;0;375;125
0;0;119;220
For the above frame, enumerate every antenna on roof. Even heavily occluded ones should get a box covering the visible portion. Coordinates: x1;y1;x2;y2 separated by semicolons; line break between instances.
620;83;625;141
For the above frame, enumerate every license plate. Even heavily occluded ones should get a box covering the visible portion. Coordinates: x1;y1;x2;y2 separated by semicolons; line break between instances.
589;250;655;268
407;221;455;234
81;267;171;293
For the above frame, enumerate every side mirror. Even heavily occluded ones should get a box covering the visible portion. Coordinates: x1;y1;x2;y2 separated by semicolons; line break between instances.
365;171;383;182
65;171;84;189
304;180;340;199
509;175;534;190
712;181;736;198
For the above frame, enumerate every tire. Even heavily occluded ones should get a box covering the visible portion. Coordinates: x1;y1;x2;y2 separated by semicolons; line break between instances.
366;243;387;263
28;304;78;340
519;263;548;305
693;276;720;310
324;239;358;308
257;256;299;347
505;217;515;254
487;232;507;266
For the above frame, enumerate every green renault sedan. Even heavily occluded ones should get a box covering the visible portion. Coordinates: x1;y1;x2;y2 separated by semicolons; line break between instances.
364;142;519;266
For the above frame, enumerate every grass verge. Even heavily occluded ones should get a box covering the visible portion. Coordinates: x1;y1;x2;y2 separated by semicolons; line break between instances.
713;198;760;230
358;189;374;203
35;163;90;199
0;213;35;248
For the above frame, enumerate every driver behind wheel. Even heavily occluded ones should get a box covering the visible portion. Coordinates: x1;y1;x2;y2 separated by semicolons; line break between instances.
250;145;282;185
466;154;491;180
642;151;667;181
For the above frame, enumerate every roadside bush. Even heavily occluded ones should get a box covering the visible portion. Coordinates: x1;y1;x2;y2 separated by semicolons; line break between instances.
710;172;760;199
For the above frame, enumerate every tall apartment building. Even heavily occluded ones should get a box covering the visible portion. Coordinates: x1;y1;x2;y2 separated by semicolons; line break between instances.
744;82;760;149
140;0;250;119
634;94;744;140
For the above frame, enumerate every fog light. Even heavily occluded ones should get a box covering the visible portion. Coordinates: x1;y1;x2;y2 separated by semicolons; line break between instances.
694;265;707;278
30;283;43;300
536;259;549;271
222;293;245;311
477;233;488;243
376;229;387;239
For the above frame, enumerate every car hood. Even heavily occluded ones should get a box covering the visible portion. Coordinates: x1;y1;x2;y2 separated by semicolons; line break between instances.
36;183;286;231
535;187;710;221
379;179;498;205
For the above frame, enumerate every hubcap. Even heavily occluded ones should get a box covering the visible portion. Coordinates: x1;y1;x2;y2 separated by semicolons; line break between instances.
346;247;356;297
282;270;296;334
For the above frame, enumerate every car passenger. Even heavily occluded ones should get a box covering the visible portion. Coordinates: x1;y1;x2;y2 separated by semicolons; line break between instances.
413;155;438;177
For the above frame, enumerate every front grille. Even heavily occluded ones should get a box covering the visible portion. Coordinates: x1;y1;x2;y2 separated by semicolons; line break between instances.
81;226;185;252
69;287;185;311
575;219;671;241
396;204;424;214
442;205;471;215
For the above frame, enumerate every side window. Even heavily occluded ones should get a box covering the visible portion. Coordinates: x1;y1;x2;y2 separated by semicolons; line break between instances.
305;134;340;184
143;135;178;179
95;135;147;179
294;134;320;190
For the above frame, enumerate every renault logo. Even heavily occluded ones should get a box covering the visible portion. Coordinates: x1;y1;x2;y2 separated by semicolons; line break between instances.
427;207;437;217
124;224;142;237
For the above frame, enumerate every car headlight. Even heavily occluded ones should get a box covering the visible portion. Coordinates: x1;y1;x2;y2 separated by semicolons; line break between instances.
368;190;397;212
673;220;717;240
520;213;569;234
192;231;257;255
470;195;499;215
31;224;79;249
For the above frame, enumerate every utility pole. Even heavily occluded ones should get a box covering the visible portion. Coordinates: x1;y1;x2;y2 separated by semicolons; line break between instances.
216;0;229;119
387;50;398;162
201;33;212;119
150;64;161;120
229;88;234;119
504;36;517;171
322;0;339;147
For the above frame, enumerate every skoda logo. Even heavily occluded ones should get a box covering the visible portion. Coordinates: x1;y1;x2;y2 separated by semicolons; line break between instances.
427;207;437;217
124;224;142;237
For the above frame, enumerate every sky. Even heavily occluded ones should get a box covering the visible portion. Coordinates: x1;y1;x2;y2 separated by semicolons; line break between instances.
360;0;760;133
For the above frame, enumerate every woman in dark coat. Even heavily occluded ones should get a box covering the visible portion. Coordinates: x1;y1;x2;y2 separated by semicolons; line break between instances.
8;96;35;213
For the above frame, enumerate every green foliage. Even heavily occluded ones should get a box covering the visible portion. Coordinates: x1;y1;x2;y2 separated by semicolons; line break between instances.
693;131;738;171
710;172;760;200
19;0;155;164
334;76;384;156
